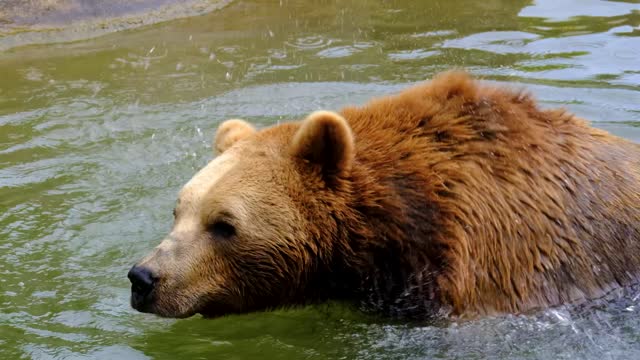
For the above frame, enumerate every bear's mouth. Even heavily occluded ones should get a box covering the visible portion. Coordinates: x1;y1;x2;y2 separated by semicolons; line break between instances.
131;293;201;318
130;285;224;319
130;289;155;314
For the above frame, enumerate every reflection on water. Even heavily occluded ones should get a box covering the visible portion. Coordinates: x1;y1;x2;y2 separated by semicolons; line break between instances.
1;0;639;359
520;0;640;20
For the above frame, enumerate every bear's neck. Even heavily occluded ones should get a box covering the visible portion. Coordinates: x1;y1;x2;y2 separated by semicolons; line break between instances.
325;163;446;319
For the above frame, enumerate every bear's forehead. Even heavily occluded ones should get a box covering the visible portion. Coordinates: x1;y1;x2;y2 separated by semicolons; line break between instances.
179;151;238;206
176;128;294;212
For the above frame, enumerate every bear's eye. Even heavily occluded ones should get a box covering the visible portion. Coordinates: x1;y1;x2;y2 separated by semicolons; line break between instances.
209;220;236;239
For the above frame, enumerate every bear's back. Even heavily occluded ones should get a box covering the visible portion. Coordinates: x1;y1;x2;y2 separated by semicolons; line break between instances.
340;71;640;316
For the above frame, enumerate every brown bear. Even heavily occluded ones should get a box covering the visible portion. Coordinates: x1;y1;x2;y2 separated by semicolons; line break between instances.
128;71;640;319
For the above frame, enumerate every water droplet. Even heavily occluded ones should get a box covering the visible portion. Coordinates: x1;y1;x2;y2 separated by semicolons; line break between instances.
225;72;232;81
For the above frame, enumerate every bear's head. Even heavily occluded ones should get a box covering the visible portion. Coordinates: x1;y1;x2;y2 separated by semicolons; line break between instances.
128;111;357;318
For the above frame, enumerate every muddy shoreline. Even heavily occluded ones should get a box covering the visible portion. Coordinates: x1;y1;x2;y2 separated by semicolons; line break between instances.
0;0;232;51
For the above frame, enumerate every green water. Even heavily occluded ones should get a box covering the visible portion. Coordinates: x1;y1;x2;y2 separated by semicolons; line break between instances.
1;0;640;359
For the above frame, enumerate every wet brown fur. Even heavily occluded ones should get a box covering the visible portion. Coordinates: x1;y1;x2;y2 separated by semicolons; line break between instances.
135;71;640;319
332;71;640;317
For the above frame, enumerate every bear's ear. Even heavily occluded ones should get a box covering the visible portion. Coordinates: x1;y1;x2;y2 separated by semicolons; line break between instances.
213;119;256;154
290;110;355;181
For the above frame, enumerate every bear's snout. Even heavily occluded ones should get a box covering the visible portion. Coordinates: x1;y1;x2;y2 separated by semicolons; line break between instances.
128;265;157;311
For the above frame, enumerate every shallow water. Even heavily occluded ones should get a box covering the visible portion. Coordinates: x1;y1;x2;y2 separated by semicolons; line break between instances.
1;0;640;359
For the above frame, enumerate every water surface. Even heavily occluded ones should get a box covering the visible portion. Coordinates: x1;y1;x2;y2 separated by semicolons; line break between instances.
1;0;640;359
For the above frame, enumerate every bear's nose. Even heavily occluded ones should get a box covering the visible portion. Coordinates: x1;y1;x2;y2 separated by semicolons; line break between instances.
128;265;156;297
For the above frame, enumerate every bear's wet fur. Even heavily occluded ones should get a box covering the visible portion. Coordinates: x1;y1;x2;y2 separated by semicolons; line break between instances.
320;71;640;317
131;71;640;319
